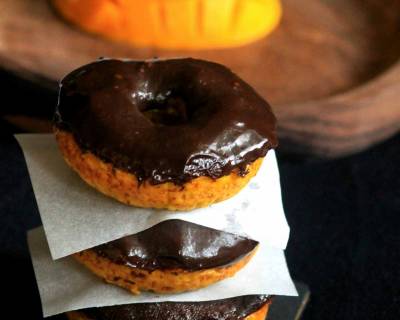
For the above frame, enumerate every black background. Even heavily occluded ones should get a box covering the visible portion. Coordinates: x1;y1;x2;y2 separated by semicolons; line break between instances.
0;69;399;319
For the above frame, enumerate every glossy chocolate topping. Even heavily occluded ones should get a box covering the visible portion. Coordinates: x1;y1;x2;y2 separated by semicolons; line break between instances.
55;58;277;185
81;295;271;320
92;220;258;271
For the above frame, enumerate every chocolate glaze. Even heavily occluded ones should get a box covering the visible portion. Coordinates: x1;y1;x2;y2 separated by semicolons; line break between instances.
81;295;271;320
55;58;278;185
92;220;258;271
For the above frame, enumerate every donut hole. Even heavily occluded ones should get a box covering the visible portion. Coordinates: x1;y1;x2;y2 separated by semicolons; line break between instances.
140;96;188;126
138;90;211;126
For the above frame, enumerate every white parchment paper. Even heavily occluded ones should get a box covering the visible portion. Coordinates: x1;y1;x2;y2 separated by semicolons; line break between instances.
16;134;290;259
28;227;297;317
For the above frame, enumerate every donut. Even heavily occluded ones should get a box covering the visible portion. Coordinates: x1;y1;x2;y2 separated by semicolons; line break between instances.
54;58;277;210
73;220;258;294
65;295;272;320
51;0;282;49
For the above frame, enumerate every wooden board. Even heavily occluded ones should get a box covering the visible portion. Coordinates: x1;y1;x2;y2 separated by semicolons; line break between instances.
268;282;310;320
1;0;400;157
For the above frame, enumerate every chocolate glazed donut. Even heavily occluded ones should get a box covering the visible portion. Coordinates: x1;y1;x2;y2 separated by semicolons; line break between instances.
66;295;272;320
54;58;278;210
74;220;259;294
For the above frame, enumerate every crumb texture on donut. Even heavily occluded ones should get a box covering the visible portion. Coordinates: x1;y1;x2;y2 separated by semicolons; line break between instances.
73;246;257;295
51;0;282;49
55;130;264;210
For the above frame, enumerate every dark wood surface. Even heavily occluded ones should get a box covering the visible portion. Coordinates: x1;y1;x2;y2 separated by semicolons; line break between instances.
269;282;310;320
1;0;400;157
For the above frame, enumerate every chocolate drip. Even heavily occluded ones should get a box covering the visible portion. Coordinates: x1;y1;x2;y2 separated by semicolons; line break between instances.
92;220;258;271
81;295;271;320
55;58;277;185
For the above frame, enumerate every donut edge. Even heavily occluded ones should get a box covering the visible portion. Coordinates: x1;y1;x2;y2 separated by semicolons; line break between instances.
54;129;264;211
73;245;258;294
65;298;271;320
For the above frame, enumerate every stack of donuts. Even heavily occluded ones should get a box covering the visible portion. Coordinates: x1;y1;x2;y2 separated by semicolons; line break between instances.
54;57;278;320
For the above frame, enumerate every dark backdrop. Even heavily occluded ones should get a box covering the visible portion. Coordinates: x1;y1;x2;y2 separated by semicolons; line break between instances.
0;69;399;319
